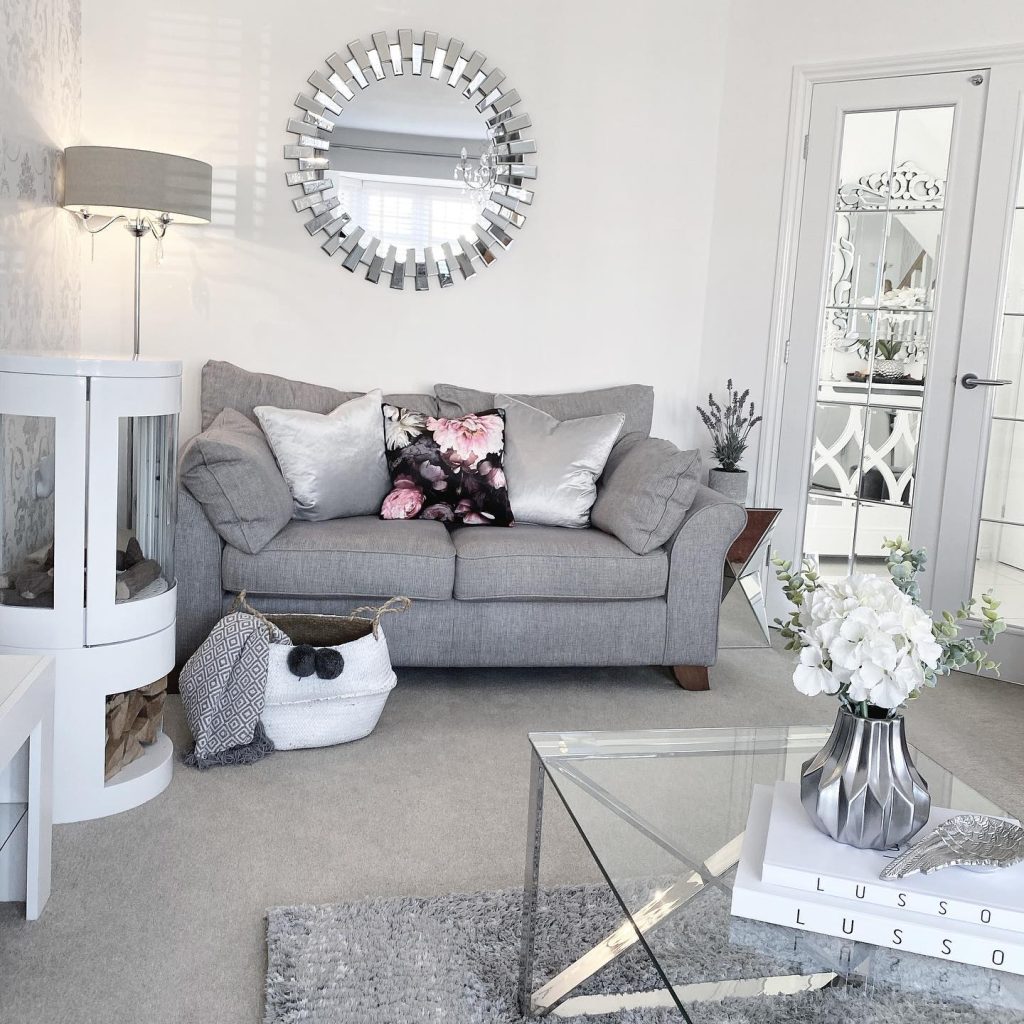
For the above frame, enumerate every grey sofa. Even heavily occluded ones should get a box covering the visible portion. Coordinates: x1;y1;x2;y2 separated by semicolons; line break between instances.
175;363;747;687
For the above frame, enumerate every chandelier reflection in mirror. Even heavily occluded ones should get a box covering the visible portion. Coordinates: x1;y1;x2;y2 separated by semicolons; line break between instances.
287;30;536;290
455;143;499;208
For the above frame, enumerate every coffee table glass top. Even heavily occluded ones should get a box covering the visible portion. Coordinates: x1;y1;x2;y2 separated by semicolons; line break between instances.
522;727;1021;1022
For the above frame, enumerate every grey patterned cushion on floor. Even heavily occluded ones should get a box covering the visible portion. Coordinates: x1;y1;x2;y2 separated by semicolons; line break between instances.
180;611;284;764
592;433;702;554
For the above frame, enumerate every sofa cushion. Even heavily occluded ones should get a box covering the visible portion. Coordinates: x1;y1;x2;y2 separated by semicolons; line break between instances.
380;404;513;526
497;396;623;529
255;391;391;521
201;360;438;430
452;524;668;600
221;517;455;600
435;383;654;437
179;409;293;554
592;434;702;554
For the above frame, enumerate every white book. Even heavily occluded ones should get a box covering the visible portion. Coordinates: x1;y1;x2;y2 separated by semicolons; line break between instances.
732;785;1024;977
762;780;1024;934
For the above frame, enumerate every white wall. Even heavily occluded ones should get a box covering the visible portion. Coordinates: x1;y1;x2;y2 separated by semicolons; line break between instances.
0;0;81;572
80;0;732;441
701;0;1024;495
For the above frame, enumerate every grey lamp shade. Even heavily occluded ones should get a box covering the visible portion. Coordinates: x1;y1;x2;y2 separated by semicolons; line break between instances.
63;146;213;224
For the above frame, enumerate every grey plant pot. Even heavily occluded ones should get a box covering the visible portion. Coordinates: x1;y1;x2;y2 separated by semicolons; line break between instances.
800;706;930;850
708;468;748;504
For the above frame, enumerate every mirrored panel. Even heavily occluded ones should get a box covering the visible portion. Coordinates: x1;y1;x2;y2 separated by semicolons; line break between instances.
1005;209;1024;315
837;111;898;207
972;155;1024;629
975;522;1024;628
804;105;952;576
858;406;919;509
803;494;858;579
809;402;864;499
854;500;912;576
287;29;536;290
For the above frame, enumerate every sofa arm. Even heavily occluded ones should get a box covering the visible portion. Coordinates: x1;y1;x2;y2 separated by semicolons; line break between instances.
663;485;747;668
175;468;225;667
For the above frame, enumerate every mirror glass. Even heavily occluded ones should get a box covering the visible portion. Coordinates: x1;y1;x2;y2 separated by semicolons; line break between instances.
327;75;490;253
287;30;536;290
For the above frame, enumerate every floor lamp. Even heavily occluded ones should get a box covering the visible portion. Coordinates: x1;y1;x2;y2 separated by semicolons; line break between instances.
63;146;212;525
63;145;213;358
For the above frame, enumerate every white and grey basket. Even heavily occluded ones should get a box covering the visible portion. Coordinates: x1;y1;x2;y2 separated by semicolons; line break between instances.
234;595;410;751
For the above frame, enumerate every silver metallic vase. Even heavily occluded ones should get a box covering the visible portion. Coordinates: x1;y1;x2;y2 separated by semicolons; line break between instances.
801;706;930;850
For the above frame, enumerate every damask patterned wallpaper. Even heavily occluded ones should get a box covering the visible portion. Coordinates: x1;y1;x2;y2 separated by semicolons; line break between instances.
0;0;81;574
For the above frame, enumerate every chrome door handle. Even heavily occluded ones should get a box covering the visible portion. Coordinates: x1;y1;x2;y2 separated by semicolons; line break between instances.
962;373;1013;390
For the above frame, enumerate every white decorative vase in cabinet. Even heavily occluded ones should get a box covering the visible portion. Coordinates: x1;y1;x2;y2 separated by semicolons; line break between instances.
0;354;181;823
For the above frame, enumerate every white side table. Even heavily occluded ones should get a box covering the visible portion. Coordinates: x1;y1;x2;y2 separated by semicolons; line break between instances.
0;655;54;919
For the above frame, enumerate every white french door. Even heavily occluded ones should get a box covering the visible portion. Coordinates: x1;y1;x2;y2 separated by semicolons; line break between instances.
772;64;1024;682
934;63;1024;679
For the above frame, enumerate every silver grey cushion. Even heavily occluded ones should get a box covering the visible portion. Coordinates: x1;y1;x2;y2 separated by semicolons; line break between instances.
497;396;623;528
435;382;653;437
592;434;702;555
452;524;668;600
255;391;391;521
222;516;456;600
201;360;437;430
179;409;293;555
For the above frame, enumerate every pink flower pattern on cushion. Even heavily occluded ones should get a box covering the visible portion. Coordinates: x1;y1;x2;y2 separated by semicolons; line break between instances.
426;414;505;471
379;405;513;527
380;476;425;520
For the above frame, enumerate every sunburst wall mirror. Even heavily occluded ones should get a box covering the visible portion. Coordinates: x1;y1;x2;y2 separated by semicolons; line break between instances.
286;29;537;291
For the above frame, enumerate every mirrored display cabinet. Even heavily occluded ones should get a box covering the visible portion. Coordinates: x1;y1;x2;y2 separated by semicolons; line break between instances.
0;354;180;823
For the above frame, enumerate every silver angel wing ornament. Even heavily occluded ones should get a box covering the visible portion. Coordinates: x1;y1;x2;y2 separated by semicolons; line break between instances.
879;814;1024;880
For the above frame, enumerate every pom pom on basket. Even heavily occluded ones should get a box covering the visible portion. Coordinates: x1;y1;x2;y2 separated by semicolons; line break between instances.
232;593;410;750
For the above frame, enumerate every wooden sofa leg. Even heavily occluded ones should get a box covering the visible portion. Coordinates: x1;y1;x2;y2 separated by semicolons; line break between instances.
672;666;710;691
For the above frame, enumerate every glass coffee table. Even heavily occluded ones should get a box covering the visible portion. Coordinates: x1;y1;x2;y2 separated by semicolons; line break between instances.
517;728;1023;1021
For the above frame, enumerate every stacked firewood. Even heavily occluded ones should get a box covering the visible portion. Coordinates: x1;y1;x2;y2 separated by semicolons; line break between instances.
116;537;163;602
104;678;167;781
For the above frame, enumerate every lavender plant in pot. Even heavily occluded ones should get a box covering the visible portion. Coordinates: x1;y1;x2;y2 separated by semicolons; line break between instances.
697;381;762;504
773;539;1005;850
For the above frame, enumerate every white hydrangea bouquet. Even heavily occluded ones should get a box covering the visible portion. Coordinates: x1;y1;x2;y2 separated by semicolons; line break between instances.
773;539;1005;719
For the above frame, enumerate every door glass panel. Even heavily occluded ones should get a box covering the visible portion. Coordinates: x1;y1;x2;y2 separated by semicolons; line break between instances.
116;414;177;604
0;414;56;609
973;157;1024;625
804;106;954;575
803;494;858;581
976;523;1024;628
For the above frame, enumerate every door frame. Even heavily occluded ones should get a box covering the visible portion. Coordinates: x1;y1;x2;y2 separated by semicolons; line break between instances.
756;43;1024;514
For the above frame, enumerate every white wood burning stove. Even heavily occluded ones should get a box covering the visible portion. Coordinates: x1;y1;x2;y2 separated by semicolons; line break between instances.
0;354;181;823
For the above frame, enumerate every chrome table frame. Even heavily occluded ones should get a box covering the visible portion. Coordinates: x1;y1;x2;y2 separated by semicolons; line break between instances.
516;733;840;1019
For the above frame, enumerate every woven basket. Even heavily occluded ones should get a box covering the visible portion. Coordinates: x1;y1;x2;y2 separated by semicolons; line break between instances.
234;595;410;751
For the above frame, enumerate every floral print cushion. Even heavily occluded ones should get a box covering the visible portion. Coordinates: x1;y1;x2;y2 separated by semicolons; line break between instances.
380;405;514;527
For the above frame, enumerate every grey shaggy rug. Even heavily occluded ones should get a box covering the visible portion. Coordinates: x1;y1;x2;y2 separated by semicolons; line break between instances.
265;883;1024;1023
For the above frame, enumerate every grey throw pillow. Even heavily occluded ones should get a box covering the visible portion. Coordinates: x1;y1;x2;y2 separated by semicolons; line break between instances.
592;434;701;554
180;409;293;554
497;395;624;528
437;382;654;437
255;390;391;521
201;360;439;430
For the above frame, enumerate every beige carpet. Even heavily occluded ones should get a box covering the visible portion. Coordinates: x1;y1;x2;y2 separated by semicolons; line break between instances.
1;640;1022;1024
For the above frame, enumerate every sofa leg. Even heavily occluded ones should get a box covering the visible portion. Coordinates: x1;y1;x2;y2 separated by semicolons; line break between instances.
672;666;710;691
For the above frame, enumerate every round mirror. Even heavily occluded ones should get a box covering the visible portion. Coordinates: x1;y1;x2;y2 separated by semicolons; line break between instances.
286;30;536;291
